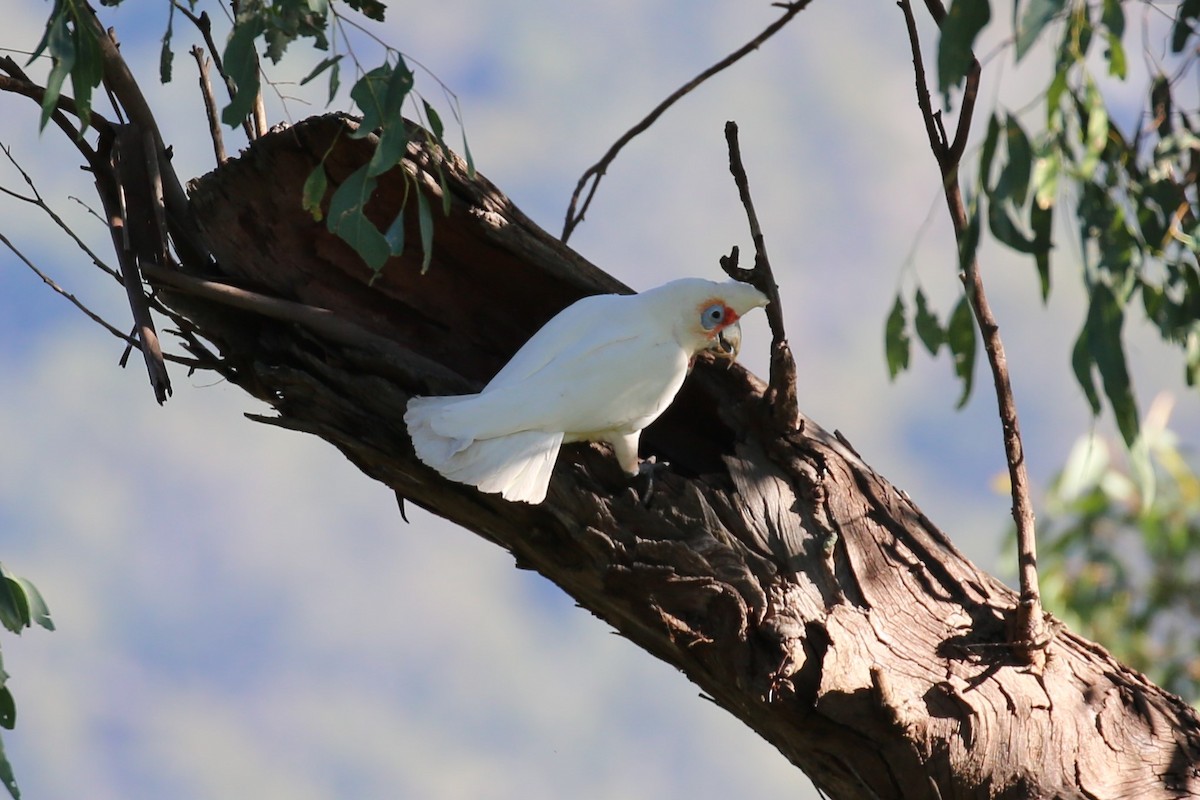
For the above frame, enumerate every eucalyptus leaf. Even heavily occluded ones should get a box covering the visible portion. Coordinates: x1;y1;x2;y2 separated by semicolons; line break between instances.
885;294;910;379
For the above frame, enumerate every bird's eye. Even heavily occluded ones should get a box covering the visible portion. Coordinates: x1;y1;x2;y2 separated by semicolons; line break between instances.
701;304;725;331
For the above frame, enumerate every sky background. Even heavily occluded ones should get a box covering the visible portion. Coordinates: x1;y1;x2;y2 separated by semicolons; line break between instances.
0;2;1195;799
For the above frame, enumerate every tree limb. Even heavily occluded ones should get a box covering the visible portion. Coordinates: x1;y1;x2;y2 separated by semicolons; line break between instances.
898;0;1045;663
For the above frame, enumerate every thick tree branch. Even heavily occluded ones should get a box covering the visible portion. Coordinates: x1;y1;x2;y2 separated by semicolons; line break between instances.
561;0;814;243
898;0;1045;663
147;115;1200;798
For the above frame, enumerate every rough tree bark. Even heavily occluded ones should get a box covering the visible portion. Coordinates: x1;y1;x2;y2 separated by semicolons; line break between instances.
134;113;1200;800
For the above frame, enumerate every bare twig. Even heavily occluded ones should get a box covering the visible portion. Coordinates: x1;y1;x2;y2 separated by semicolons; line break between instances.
561;0;814;243
719;121;799;431
898;0;1045;663
173;3;257;142
0;60;110;170
190;46;228;164
0;142;122;283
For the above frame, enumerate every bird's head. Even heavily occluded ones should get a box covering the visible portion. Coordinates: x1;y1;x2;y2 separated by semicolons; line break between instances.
655;278;769;361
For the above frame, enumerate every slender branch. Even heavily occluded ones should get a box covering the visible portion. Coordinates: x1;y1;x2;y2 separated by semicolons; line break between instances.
719;121;799;431
561;0;814;243
173;2;257;142
898;0;1045;664
190;46;228;165
0;230;133;344
0;142;122;284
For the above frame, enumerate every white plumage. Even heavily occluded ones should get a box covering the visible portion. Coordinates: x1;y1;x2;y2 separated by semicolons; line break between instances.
405;277;769;503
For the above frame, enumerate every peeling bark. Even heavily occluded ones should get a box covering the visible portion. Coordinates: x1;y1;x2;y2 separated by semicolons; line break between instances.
160;114;1200;799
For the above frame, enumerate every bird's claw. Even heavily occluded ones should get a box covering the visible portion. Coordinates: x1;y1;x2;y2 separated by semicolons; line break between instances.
632;456;670;506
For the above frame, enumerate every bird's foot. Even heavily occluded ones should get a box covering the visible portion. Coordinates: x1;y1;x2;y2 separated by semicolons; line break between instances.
631;456;670;506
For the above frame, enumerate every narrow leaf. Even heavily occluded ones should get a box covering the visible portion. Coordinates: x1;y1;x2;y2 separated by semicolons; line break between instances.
10;578;51;633
1079;79;1109;180
349;65;392;136
947;295;977;408
299;55;343;88
334;209;390;272
367;124;409;177
39;11;75;132
988;200;1038;253
1085;283;1140;446
220;20;264;127
937;0;990;100
301;164;328;221
884;295;911;379
326;164;377;234
0;732;18;800
160;7;175;83
416;187;435;273
914;289;945;355
1016;0;1067;61
978;113;1002;192
1032;143;1061;209
0;689;13;731
1172;0;1200;53
423;100;445;143
995;116;1033;206
1030;201;1053;301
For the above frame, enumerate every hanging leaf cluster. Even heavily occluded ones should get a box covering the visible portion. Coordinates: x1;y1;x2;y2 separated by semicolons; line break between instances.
0;565;53;800
888;0;1200;451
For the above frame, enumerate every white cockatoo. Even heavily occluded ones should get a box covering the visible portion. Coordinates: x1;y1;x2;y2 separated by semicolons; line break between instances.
404;277;769;503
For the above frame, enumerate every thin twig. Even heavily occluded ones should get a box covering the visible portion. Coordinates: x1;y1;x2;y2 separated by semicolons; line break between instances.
190;46;228;164
0;142;122;284
561;0;814;243
898;0;1045;664
0;230;134;344
173;2;257;142
0;61;109;169
719;121;799;431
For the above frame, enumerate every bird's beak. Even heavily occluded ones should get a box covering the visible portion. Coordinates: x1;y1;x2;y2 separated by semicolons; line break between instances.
711;320;742;361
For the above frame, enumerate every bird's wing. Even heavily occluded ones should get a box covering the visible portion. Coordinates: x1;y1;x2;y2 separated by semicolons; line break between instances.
484;293;637;390
430;333;688;443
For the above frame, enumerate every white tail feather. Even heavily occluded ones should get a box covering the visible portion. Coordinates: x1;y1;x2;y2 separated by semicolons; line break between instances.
405;396;563;503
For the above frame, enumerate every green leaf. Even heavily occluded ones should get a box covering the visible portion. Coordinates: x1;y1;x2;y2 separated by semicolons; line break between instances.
1079;79;1109;180
344;0;387;22
416;187;434;273
978;113;1002;192
367;124;409;177
221;19;265;127
423;100;445;143
884;294;910;379
39;9;75;132
160;6;175;83
299;55;342;90
327;163;376;232
301;163;328;221
1030;201;1053;301
1085;283;1139;446
349;65;392;136
1100;0;1126;78
334;209;390;272
988;199;1038;253
0;731;19;800
9;578;51;633
0;578;26;635
913;289;945;355
947;295;977;408
1172;0;1200;53
1033;143;1061;209
0;689;13;731
937;0;990;101
461;127;476;177
327;164;389;271
995;116;1033;206
384;57;415;119
1016;0;1067;61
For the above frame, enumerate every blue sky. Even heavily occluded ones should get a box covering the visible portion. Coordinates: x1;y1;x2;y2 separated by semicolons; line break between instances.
1;2;1197;799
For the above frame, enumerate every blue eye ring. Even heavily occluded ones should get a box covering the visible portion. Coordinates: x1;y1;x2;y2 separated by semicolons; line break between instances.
701;303;725;331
